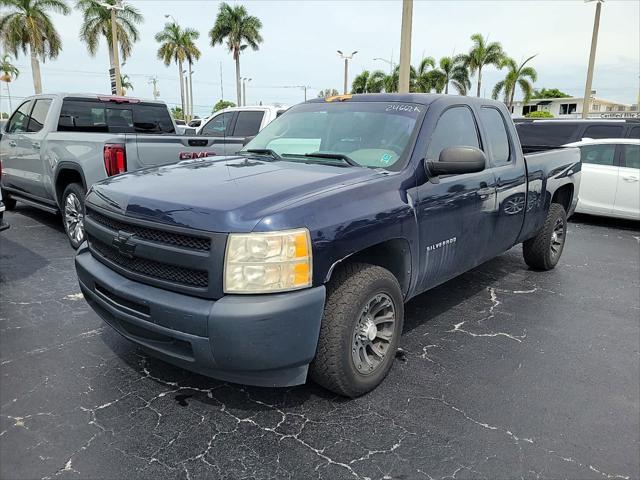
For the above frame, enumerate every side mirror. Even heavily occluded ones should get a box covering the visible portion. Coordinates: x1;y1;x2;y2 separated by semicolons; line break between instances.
426;146;486;177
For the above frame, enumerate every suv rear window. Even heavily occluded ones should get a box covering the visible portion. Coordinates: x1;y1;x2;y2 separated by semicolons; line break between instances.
583;124;623;139
515;122;579;151
57;99;175;134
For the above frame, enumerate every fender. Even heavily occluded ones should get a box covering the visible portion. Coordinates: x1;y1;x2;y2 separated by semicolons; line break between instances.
53;161;88;208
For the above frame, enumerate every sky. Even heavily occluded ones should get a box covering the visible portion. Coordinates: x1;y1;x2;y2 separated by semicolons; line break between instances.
1;0;639;118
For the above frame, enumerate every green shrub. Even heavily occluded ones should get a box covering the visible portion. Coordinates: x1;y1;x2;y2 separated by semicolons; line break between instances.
525;110;554;118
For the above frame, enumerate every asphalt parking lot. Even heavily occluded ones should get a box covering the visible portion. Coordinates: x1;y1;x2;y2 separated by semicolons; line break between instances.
1;206;638;480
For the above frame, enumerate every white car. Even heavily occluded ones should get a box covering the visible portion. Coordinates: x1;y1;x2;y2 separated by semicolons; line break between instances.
565;138;639;220
196;105;288;155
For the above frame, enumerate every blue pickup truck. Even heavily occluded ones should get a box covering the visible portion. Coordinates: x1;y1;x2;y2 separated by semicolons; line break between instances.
75;94;580;397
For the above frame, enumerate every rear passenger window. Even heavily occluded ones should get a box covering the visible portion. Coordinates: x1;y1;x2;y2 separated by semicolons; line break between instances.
427;107;480;161
27;99;52;132
233;111;264;137
628;126;640;139
621;144;640;169
480;107;511;166
579;144;616;166
583;125;623;139
6;101;32;134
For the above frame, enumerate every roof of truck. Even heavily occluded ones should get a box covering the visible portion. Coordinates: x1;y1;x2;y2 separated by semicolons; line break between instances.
306;93;505;107
25;93;167;105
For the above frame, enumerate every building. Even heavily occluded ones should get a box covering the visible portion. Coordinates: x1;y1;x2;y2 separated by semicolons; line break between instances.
511;96;639;119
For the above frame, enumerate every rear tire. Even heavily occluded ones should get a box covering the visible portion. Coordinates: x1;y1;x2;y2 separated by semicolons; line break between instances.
1;191;16;210
310;263;404;398
523;203;567;270
61;183;86;249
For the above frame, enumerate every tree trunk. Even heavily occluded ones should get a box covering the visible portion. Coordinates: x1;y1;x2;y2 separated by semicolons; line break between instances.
476;67;482;97
188;62;194;121
444;79;449;95
235;52;241;106
178;60;185;117
7;81;12;112
508;84;516;111
30;46;43;94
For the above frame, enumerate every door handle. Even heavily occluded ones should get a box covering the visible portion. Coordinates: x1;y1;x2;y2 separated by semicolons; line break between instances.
622;176;639;182
8;141;16;147
32;142;40;150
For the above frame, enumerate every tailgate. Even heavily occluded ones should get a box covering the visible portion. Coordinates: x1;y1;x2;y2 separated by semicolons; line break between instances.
132;135;227;168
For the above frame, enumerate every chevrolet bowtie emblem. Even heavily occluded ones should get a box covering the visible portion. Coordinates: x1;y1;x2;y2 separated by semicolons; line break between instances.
112;231;136;258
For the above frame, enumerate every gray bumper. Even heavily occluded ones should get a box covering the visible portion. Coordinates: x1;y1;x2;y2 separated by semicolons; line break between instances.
75;245;326;387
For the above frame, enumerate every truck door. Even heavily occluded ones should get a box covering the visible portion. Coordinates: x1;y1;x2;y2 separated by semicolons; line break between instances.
225;110;266;155
199;111;237;155
414;105;497;293
613;143;640;218
20;98;53;200
0;100;33;194
480;106;526;257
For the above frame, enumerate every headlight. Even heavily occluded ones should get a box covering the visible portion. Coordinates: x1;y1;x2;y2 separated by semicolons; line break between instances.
224;228;312;294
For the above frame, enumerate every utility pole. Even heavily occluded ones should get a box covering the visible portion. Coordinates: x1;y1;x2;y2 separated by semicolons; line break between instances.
220;61;224;101
187;66;194;121
582;0;603;119
100;1;125;96
337;50;357;94
398;0;413;94
241;77;251;106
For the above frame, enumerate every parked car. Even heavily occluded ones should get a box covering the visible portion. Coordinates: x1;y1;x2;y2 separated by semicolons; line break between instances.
0;164;7;232
0;94;222;247
564;138;639;220
196;105;288;155
515;118;640;153
75;93;580;397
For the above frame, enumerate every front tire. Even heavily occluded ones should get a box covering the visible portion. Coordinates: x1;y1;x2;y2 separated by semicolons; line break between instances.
523;203;567;270
310;263;404;398
61;183;86;249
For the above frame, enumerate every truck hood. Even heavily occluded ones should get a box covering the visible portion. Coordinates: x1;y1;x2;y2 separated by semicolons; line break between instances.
86;156;382;232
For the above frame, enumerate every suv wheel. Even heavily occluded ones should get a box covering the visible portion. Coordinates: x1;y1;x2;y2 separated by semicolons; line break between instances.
61;183;86;249
523;203;567;270
310;263;404;398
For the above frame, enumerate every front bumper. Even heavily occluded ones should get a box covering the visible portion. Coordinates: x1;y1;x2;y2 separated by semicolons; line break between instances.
75;244;326;387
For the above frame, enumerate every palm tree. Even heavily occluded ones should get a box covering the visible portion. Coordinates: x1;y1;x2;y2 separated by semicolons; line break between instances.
76;0;143;75
433;56;471;95
0;53;19;111
155;22;199;118
457;33;504;97
415;57;436;93
119;73;133;94
184;34;200;122
0;0;70;94
492;55;537;110
384;64;417;93
209;2;263;106
351;69;385;94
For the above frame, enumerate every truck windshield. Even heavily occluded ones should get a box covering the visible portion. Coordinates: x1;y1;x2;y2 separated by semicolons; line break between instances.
242;101;423;169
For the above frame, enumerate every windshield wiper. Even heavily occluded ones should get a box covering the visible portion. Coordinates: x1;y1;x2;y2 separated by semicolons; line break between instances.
303;152;361;167
243;148;282;161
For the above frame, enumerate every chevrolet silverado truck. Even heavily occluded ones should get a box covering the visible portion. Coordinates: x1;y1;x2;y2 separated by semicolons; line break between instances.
0;94;221;247
75;94;581;397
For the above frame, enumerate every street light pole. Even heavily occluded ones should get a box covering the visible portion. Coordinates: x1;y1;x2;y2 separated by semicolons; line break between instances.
398;0;413;94
374;57;394;75
582;0;603;119
99;1;125;96
241;78;252;106
337;50;358;94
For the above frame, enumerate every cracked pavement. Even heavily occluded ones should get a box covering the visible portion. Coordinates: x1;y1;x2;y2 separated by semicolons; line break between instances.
1;206;638;480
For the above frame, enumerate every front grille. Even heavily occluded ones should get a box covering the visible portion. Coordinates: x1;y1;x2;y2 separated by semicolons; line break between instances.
90;237;208;288
87;208;210;251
